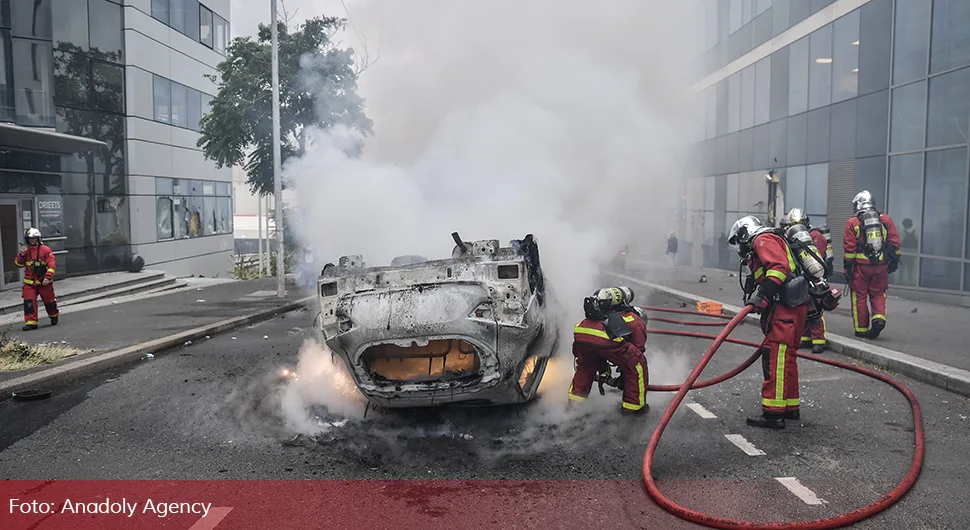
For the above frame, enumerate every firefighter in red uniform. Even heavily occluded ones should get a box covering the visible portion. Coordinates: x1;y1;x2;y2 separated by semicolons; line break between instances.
568;286;649;414
783;208;831;353
728;215;808;429
843;191;901;339
14;228;60;331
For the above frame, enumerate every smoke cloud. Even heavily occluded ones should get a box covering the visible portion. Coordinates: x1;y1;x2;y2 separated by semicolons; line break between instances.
279;1;703;423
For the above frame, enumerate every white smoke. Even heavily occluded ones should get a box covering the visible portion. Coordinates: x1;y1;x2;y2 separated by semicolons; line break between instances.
279;1;703;420
279;339;368;434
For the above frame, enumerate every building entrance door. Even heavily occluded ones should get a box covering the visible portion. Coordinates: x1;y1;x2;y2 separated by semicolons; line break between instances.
0;199;23;290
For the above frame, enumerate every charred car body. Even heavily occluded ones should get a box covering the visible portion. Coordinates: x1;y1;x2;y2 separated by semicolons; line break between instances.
318;233;561;408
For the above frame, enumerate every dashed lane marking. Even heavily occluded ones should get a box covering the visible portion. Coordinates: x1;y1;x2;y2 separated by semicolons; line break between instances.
686;403;717;419
187;507;234;530
724;434;765;456
775;477;828;505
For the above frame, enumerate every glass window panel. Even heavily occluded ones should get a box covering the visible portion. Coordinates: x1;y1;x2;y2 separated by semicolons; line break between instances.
806;106;830;164
170;82;187;127
213;15;228;55
187;196;204;237
730;0;742;34
172;196;189;238
156;177;174;195
770;46;789;121
156;197;174;240
727;131;740;173
889;81;926;152
172;178;186;195
186;87;201;130
786;165;806;209
52;0;89;51
152;0;170;25
704;176;716;210
811;0;833;14
742;0;752;26
0;32;12;120
859;0;892;96
791;0;811;26
739;127;754;170
200;6;213;47
805;163;828;215
728;72;741;132
203;196;216;235
89;0;123;62
919;258;961;291
12;39;55;126
170;0;186;33
203;181;215;195
754;9;772;47
754;123;771;169
705;85;716;140
11;0;51;39
856;155;888;208
892;0;930;85
91;61;124;114
727;173;739;211
755;57;770;125
52;50;88;109
965;263;970;291
216;197;232;234
756;0;771;16
856;89;889;157
184;0;200;41
773;0;790;37
926;66;970;148
787;112;807;165
830;98;858;161
189;180;203;195
153;75;170;123
832;9;859;103
95;195;129;247
809;24;833;110
215;182;231;196
741;65;755;130
769;117;788;166
789;37;809;115
930;0;970;74
888;153;921;287
716;80;728;136
921;148;967;258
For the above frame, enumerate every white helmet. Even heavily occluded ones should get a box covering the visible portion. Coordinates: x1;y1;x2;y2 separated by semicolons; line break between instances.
727;215;770;253
24;227;41;242
852;190;873;213
594;286;634;307
785;208;810;227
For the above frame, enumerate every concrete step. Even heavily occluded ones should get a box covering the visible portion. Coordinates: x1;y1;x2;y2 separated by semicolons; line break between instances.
57;276;180;308
0;270;169;315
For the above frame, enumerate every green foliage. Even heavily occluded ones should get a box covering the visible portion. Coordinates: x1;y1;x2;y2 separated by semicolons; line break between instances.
198;16;373;197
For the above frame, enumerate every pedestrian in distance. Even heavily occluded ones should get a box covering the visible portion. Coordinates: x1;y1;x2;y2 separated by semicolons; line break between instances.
14;227;60;331
665;231;678;271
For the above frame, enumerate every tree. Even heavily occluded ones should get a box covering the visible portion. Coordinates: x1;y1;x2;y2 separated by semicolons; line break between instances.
197;16;373;197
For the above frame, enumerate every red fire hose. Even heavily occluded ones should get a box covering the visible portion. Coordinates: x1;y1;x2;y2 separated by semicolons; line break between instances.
635;304;925;529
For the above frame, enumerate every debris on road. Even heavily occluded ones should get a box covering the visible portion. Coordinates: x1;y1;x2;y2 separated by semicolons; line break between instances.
144;353;154;359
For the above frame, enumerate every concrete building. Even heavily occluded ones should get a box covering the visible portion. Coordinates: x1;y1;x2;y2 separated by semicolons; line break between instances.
691;0;970;305
0;0;234;293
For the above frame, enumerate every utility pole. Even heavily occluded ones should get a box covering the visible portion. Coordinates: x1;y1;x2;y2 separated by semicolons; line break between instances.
257;192;264;275
271;0;285;298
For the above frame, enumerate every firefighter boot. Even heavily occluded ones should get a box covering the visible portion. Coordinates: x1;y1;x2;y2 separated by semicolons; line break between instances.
784;410;800;420
868;320;885;339
746;411;785;429
621;403;650;415
811;344;824;354
22;324;37;331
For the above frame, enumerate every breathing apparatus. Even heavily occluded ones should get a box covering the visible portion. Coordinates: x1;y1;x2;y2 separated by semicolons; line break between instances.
853;190;886;261
582;286;642;395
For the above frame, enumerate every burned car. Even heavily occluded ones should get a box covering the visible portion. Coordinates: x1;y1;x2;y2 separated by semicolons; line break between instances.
317;233;560;408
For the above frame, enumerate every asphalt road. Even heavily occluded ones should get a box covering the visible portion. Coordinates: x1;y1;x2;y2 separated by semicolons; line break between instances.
0;290;967;529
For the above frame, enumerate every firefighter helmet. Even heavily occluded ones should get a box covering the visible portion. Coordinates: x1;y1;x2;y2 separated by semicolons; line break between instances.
727;215;770;253
852;190;873;213
785;208;810;228
24;227;41;243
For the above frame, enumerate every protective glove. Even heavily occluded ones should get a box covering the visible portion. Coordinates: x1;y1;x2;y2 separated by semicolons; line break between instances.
18;246;27;258
746;291;769;312
843;259;854;281
742;275;756;295
746;278;780;313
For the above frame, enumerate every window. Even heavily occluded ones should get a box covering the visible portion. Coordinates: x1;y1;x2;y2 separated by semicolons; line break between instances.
890;81;926;152
184;0;200;42
769;118;788;166
89;0;123;61
756;0;770;16
921;148;967;258
786;166;807;208
170;82;187;127
52;0;89;50
789;37;809;115
157;197;174;240
728;72;740;132
859;0;892;95
892;0;930;85
742;0;752;26
808;24;833;110
186;88;201;130
741;64;755;130
12;38;54;126
153;75;171;123
806;107;830;163
805;163;828;215
832;9;859;103
930;0;970;74
770;47;789;121
856;155;887;209
11;0;52;40
152;0;170;25
856;89;889;157
170;0;186;33
727;173;739;211
730;0;742;34
1;31;14;120
773;0;791;37
830;99;857;160
888;153;921;286
156;179;233;241
213;14;228;55
920;258;961;291
90;60;124;114
199;6;212;48
926;66;970;148
754;57;770;125
787;112;807;165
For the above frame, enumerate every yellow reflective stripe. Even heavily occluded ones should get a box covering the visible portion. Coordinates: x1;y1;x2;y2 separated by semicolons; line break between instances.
574;325;609;340
753;267;764;279
766;269;787;281
25;320;38;325
785;244;796;272
775;344;787;403
567;384;587;402
822;315;827;337
850;291;866;332
613;337;624;342
844;253;859;259
23;279;37;285
854;225;859;237
800;336;811;342
46;268;55;273
872;314;886;320
812;339;826;345
623;364;646;412
622;315;635;322
762;397;800;408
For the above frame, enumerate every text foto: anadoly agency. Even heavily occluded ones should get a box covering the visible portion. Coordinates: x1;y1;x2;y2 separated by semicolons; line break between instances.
10;498;213;518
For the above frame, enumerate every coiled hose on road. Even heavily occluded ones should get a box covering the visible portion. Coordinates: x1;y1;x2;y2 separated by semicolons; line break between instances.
636;304;925;530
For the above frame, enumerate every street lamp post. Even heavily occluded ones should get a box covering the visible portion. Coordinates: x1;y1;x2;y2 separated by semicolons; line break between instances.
270;0;285;298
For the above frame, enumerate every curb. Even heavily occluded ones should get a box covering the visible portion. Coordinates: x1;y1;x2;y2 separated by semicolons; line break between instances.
603;270;970;398
0;295;316;401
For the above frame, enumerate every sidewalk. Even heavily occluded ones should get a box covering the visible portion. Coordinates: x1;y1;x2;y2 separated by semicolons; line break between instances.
619;258;970;373
0;278;312;385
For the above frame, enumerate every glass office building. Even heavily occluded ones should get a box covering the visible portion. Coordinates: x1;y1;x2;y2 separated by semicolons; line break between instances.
690;0;970;304
0;0;234;291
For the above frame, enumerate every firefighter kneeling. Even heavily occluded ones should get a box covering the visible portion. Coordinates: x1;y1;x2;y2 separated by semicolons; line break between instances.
14;228;60;331
568;286;649;414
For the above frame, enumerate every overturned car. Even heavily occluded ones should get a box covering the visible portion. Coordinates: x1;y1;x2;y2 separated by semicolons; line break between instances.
317;233;561;408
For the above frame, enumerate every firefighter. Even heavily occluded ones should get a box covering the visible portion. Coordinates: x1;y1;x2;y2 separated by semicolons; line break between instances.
843;191;901;339
568;286;649;414
728;215;808;429
783;208;830;353
14;228;59;331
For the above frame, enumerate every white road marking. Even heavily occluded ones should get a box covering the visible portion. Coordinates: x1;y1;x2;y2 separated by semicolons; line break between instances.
686;403;717;419
187;507;234;530
775;477;827;505
724;434;765;456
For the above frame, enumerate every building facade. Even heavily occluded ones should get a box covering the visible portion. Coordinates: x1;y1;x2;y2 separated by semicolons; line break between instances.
691;0;970;305
0;0;234;292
